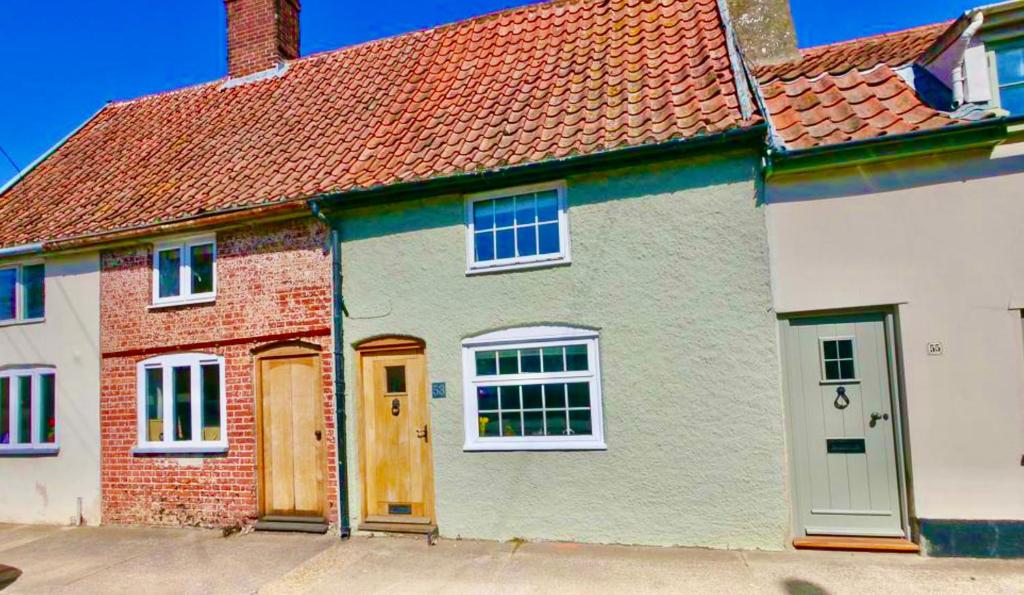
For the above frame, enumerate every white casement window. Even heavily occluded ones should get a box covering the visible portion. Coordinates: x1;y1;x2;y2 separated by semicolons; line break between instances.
462;326;605;451
0;366;58;455
465;182;570;274
0;262;45;324
152;235;216;306
135;353;227;454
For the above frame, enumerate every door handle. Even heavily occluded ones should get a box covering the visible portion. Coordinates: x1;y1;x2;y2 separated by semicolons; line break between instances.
315;430;323;441
869;412;890;427
416;424;429;443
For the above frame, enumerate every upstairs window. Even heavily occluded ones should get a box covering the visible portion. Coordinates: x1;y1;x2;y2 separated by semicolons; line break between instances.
994;43;1024;114
465;182;570;273
152;236;216;306
135;353;226;454
0;366;57;454
462;326;605;451
0;263;45;323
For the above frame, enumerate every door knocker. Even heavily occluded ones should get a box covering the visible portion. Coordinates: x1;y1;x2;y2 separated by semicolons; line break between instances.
391;398;401;416
834;386;850;410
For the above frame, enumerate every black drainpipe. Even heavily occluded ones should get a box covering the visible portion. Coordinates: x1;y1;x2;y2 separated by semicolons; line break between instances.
311;202;350;539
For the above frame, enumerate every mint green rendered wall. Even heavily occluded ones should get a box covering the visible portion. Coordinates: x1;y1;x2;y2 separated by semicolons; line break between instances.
339;153;788;549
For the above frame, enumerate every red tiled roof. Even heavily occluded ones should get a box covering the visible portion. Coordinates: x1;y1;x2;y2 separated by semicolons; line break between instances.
0;0;754;249
756;22;951;82
756;22;962;151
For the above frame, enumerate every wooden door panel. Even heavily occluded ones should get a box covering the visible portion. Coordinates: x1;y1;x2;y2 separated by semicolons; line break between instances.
290;357;322;514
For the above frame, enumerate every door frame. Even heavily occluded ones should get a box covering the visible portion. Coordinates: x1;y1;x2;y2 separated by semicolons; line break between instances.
253;340;328;518
779;307;913;542
354;336;437;525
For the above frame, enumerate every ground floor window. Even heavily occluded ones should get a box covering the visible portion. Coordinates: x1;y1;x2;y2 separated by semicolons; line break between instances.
135;353;226;454
0;366;57;454
461;326;605;451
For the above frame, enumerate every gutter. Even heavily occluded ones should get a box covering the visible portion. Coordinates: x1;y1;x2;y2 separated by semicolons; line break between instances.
0;104;110;197
0;243;43;260
310;202;351;540
765;116;1011;177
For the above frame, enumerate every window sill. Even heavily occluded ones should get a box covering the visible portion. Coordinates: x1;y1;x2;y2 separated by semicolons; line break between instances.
149;295;216;310
0;445;60;457
463;439;606;452
132;444;228;456
466;256;571;276
0;317;45;328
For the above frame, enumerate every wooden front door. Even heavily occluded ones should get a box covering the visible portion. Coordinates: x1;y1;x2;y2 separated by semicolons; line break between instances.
781;313;905;538
257;347;326;517
358;340;435;525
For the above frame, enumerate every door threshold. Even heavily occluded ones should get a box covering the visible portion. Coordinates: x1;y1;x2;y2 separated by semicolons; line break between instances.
359;521;437;535
255;516;329;534
793;535;919;553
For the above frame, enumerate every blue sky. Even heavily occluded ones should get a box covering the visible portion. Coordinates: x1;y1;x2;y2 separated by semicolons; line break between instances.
1;0;977;183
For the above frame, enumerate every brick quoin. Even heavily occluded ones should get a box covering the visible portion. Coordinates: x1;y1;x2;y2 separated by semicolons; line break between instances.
100;218;338;529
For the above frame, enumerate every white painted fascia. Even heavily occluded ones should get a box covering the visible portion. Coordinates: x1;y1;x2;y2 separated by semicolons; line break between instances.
0;103;111;197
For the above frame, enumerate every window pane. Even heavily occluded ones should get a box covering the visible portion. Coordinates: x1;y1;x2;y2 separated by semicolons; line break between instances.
39;374;55;444
537;223;560;255
0;378;9;444
567;382;590;408
523;411;544;436
473;200;494;229
545;410;567;436
515;195;536;225
544;384;566;408
823;340;838;360
520;349;541;373
498;350;518;375
517;226;537;257
499;385;520;410
565;345;588;371
172;366;192;441
145;368;164;442
478;413;500;437
16;377;31;444
501;412;522;437
474;231;495;262
200;364;220;441
998;46;1024;85
477;386;498;411
190;244;214;295
536;191;559;222
158;249;181;298
385;366;406;393
475;351;497;376
824;360;840;380
569;410;593;436
522;384;543;409
542;347;564;372
496;229;515;259
837;339;853;359
0;268;16;321
494;198;515;228
22;264;45;320
1000;83;1024;115
840;360;856;380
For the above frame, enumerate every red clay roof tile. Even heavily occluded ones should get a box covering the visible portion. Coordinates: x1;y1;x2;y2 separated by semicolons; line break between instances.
0;0;756;249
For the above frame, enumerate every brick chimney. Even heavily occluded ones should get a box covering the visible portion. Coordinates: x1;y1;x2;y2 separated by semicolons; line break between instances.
225;0;300;78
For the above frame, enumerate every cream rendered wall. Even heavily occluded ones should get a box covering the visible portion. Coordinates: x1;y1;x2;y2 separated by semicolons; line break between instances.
340;153;789;549
0;252;101;525
766;148;1024;522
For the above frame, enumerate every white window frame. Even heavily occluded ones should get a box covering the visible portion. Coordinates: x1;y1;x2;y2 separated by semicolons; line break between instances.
461;326;605;451
0;261;45;326
134;352;228;455
464;181;571;274
819;336;860;384
151;235;217;307
0;366;58;456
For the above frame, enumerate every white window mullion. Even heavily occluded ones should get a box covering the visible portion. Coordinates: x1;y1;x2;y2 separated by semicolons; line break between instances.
162;365;174;445
30;372;40;445
190;363;202;445
180;245;191;299
10;376;21;445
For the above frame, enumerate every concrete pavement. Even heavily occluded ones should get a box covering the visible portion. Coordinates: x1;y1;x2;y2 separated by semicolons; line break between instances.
1;523;1022;594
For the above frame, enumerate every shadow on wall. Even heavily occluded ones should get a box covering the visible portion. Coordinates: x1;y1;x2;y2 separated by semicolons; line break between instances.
767;149;1024;205
338;151;760;243
0;565;22;591
782;578;830;595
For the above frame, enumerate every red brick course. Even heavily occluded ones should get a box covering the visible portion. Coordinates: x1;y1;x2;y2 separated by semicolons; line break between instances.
100;217;338;529
226;0;300;79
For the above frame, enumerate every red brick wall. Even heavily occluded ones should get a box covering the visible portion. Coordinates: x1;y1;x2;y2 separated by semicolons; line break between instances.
100;217;338;529
225;0;300;78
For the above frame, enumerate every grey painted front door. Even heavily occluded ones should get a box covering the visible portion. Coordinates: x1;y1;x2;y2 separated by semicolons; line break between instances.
781;313;904;538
